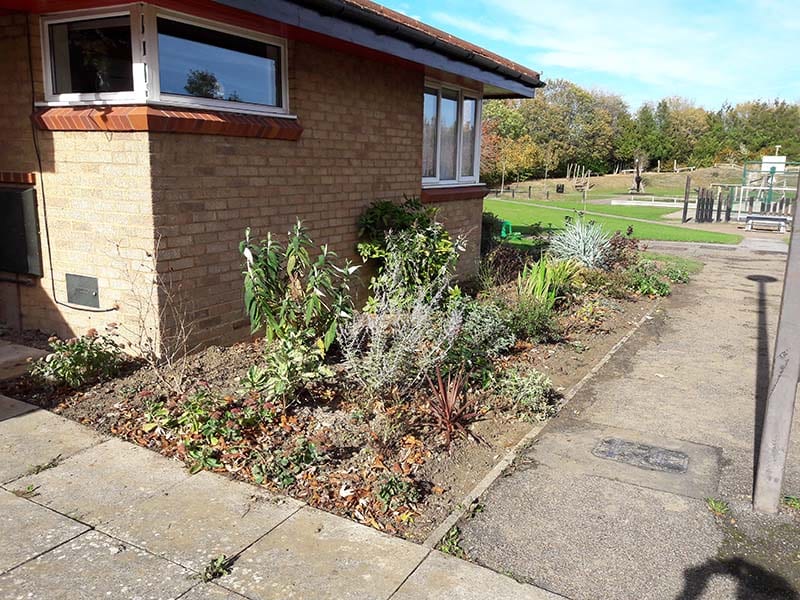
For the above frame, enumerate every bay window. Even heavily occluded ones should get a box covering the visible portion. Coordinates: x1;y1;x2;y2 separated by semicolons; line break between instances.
41;6;289;115
422;83;482;185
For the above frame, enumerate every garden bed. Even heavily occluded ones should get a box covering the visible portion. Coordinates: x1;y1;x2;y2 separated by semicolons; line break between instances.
1;293;655;543
2;205;700;544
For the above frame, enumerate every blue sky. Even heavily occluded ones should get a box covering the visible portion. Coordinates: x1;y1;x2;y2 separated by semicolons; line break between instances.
381;0;800;110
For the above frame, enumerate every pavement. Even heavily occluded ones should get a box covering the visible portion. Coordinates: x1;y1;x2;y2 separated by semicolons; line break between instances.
0;394;560;599
0;340;46;380
458;238;800;599
2;236;798;599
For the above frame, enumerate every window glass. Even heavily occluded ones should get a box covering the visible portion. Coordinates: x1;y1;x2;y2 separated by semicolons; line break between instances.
157;18;281;106
423;88;439;178
461;97;477;178
439;89;459;181
49;16;133;94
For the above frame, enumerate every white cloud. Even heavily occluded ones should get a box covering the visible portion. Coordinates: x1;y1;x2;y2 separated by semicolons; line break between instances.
430;1;800;108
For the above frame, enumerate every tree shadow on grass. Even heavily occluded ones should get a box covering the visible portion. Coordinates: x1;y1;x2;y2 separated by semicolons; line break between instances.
677;557;798;599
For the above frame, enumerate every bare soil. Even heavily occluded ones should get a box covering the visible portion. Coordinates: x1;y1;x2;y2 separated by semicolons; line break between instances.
1;294;656;542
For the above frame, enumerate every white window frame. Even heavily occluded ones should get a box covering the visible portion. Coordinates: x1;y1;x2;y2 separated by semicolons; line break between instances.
422;80;483;187
40;3;291;117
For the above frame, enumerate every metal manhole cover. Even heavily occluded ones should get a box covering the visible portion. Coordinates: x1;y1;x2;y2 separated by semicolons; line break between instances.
592;438;689;474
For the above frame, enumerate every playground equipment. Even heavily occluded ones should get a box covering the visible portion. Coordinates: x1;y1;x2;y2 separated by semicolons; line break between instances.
733;157;799;227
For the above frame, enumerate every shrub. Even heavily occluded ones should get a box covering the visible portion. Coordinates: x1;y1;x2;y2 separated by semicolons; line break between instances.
511;297;562;343
449;300;516;371
549;219;611;269
367;223;464;309
241;331;333;409
30;328;123;388
240;221;357;353
626;260;671;296
477;244;534;289
481;212;504;256
340;264;463;399
496;367;557;421
356;196;435;260
663;265;690;283
606;228;644;270
578;268;632;300
516;258;581;310
426;365;479;448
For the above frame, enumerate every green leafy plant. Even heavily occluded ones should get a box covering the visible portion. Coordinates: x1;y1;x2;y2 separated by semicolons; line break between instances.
30;328;123;388
245;331;333;408
516;258;581;310
199;554;233;582
481;211;504;256
12;484;39;499
496;367;557;421
448;300;516;372
626;260;671;296
510;297;562;343
368;224;464;309
240;221;357;353
426;365;479;448
340;264;463;399
377;474;421;511
438;525;466;558
357;196;435;260
783;495;800;510
705;497;730;517
267;438;320;488
663;265;690;283
549;218;611;269
477;244;536;289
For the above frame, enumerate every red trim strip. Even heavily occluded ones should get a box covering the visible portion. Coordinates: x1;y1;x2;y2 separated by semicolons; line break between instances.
421;184;488;204
32;105;303;140
0;171;36;185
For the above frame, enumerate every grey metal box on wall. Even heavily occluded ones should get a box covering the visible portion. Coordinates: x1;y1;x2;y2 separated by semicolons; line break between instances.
0;186;42;277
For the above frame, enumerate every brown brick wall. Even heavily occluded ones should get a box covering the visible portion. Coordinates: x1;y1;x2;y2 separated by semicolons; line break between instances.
1;14;484;351
0;14;158;345
148;39;426;347
432;197;483;279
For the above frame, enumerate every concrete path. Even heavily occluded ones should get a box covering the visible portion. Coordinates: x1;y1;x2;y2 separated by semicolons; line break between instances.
0;395;559;600
459;241;800;599
0;340;46;381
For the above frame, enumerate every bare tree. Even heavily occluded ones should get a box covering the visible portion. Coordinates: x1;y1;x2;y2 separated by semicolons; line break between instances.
119;235;197;395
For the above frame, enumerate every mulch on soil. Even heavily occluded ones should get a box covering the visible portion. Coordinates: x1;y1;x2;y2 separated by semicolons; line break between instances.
0;294;655;542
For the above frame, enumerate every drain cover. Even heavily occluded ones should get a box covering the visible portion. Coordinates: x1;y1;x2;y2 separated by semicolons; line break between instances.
592;438;689;474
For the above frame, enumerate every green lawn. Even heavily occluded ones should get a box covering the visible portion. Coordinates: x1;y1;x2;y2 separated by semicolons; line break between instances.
485;199;742;244
644;252;705;274
530;200;680;220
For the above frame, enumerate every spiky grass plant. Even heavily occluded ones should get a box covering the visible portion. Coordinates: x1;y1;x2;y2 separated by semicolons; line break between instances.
549;219;611;269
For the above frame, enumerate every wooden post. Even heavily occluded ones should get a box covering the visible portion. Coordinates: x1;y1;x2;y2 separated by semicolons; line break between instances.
528;186;532;199
716;190;723;222
682;175;691;223
753;179;800;512
725;188;733;222
695;188;703;222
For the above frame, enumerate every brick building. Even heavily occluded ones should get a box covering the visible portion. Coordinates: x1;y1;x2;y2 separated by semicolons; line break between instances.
0;0;542;350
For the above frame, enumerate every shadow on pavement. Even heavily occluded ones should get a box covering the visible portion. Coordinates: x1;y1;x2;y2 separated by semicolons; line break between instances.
677;557;798;599
746;274;778;491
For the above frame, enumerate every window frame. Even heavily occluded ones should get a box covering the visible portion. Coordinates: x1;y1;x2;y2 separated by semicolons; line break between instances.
422;80;483;187
40;4;291;117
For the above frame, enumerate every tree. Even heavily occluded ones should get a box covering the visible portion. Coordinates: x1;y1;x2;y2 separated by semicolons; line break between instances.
184;69;222;99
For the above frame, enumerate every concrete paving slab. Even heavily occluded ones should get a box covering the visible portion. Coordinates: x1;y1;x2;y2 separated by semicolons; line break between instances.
179;583;250;599
0;488;88;574
460;466;724;600
527;418;722;499
392;550;565;600
103;470;302;571
0;530;195;600
0;404;105;484
0;340;46;380
0;394;35;421
13;438;190;525
221;506;428;600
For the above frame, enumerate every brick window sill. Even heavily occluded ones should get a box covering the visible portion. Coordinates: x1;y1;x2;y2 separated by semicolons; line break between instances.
32;105;303;141
421;183;488;203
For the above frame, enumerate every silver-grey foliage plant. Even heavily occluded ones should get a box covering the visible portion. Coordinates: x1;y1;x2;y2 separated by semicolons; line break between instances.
549;219;611;269
339;263;463;399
